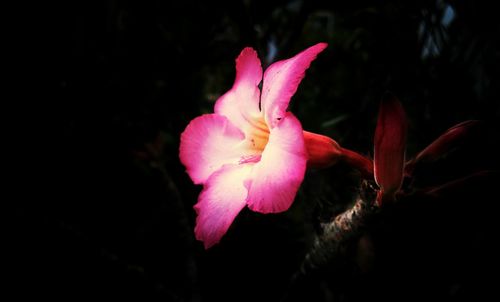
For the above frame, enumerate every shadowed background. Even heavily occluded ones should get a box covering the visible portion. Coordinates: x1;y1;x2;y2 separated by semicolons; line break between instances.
15;0;500;301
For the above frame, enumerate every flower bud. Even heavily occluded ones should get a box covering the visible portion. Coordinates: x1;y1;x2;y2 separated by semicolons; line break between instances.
374;93;407;204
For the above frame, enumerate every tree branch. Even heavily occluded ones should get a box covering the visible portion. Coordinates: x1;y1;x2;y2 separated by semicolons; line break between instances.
281;181;378;301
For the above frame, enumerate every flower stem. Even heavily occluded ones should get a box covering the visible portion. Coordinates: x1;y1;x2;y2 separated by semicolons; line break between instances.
340;147;374;179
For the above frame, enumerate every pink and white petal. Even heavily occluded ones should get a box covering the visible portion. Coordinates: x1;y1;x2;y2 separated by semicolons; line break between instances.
179;114;246;184
194;164;253;249
261;43;327;128
215;47;263;132
246;113;307;213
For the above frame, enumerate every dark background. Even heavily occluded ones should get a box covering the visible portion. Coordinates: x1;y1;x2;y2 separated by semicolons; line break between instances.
14;0;500;301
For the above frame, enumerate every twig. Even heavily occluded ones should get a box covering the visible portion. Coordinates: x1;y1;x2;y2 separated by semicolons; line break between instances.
281;181;378;301
302;181;378;274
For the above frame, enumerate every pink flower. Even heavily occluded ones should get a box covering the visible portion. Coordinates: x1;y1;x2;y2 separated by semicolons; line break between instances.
180;43;327;248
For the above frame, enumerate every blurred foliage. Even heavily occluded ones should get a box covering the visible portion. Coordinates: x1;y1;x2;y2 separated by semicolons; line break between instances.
15;0;500;301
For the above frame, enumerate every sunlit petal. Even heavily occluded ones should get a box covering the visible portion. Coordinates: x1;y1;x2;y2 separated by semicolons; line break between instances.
261;43;327;128
194;164;253;249
180;114;246;184
246;113;307;213
215;47;263;133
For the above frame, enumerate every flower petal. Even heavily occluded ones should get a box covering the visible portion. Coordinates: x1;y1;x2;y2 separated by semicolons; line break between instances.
215;47;263;132
194;164;253;249
179;114;246;184
374;93;407;200
246;113;307;213
261;43;327;128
